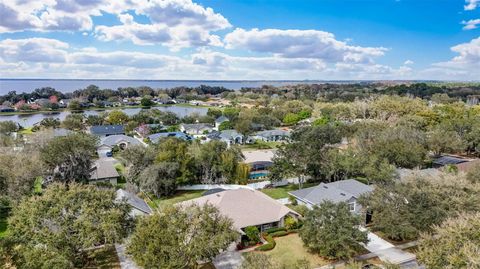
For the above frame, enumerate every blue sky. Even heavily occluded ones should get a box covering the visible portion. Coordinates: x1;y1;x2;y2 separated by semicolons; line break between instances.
1;0;479;80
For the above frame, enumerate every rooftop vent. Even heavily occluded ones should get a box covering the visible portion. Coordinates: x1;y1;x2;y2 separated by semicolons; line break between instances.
340;193;346;196
322;185;328;189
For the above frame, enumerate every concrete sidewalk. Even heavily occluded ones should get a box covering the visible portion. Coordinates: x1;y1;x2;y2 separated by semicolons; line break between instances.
360;228;416;265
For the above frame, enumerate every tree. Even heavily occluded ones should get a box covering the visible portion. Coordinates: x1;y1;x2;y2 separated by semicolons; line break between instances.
120;145;156;185
417;213;480;269
67;100;82;111
283;113;301;125
62;114;85;130
360;175;480;241
127;204;238;269
0;121;18;135
40;134;97;183
39;118;61;129
107;110;129;125
138;162;180;197
239;253;276;269
299;201;368;260
218;120;233;131
140;96;154;107
244;226;260;244
426;127;464;157
3;183;131;268
466;163;480;183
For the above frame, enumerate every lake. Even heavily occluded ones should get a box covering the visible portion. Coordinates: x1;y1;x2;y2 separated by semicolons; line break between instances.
0;79;331;94
0;106;208;127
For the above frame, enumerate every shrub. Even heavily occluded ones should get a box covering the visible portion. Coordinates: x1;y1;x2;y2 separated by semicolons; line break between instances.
255;233;276;251
288;195;298;205
269;231;289;237
284;215;298;230
244;226;260;244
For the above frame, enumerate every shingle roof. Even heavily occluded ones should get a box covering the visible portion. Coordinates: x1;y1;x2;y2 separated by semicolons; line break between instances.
90;160;119;180
433;156;468;166
116;189;152;215
90;125;125;136
100;135;141;147
215;116;229;123
179;189;298;230
181;123;214;133
254;129;290;138
289;179;373;205
148;132;191;143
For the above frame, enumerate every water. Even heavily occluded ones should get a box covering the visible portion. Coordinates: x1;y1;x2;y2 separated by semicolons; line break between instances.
0;79;329;94
0;106;208;127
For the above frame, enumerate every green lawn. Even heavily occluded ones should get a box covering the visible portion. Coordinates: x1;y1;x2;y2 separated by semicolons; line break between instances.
0;212;8;238
261;183;317;199
261;234;329;268
150;190;205;209
19;127;34;135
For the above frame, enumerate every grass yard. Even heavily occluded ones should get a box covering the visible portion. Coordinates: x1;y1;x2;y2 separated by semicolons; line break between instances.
261;183;317;199
262;234;329;268
0;217;7;238
150;190;205;209
18;127;34;135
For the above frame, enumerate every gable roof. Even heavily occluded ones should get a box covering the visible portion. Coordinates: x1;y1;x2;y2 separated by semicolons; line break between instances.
100;135;141;147
90;160;119;180
289;179;373;205
254;129;290;138
179;188;298;230
181;123;214;132
116;189;152;215
90;125;125;136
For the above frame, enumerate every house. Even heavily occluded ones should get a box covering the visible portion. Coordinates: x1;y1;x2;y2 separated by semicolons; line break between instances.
116;189;152;217
207;130;243;145
34;98;51;107
147;132;192;144
214;116;229;130
0;105;15;112
97;135;142;157
289;179;373;215
179;188;299;233
243;150;276;179
89;159;119;184
432;155;469;168
59;99;71;107
180;123;214;136
89;125;125;137
250;129;290;142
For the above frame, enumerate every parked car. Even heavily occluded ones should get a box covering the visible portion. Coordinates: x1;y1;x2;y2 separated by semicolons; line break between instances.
106;151;113;157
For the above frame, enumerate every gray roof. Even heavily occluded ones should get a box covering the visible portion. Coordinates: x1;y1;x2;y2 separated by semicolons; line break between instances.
100;135;141;147
90;160;119;180
148;132;192;143
116;189;152;214
181;123;214;133
207;129;242;141
215;116;229;123
289;179;373;205
90;125;125;136
433;156;468;166
254;129;290;138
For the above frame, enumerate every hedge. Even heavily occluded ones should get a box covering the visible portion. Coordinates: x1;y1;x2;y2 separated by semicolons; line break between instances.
255;234;276;251
264;227;286;234
269;230;289;237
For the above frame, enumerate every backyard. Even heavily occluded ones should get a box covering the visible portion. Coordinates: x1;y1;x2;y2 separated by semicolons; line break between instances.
261;234;329;268
149;190;205;209
261;183;317;199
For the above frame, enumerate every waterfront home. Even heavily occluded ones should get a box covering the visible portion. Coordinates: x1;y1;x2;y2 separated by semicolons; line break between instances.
243;150;276;179
97;135;142;157
0;105;14;112
289;179;373;216
179;123;214;136
89;125;125;137
179;188;299;233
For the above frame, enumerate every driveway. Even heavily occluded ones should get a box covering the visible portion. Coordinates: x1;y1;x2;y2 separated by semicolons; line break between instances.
213;243;243;269
360;228;416;265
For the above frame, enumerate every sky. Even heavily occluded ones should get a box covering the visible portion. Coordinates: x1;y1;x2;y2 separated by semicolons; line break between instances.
0;0;479;80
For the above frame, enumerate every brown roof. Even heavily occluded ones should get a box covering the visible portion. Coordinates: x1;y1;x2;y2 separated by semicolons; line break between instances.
90;160;119;180
456;159;480;173
179;188;298;230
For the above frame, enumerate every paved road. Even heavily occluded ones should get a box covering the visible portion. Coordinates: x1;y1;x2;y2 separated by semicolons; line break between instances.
115;244;140;269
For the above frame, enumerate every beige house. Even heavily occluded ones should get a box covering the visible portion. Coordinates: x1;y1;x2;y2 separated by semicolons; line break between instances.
179;188;299;233
89;159;119;184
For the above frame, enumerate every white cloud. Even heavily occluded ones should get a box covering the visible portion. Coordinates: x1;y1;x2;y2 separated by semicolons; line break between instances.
430;37;480;79
465;0;479;10
94;0;230;49
0;38;69;63
462;19;480;30
224;28;387;64
404;60;414;65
